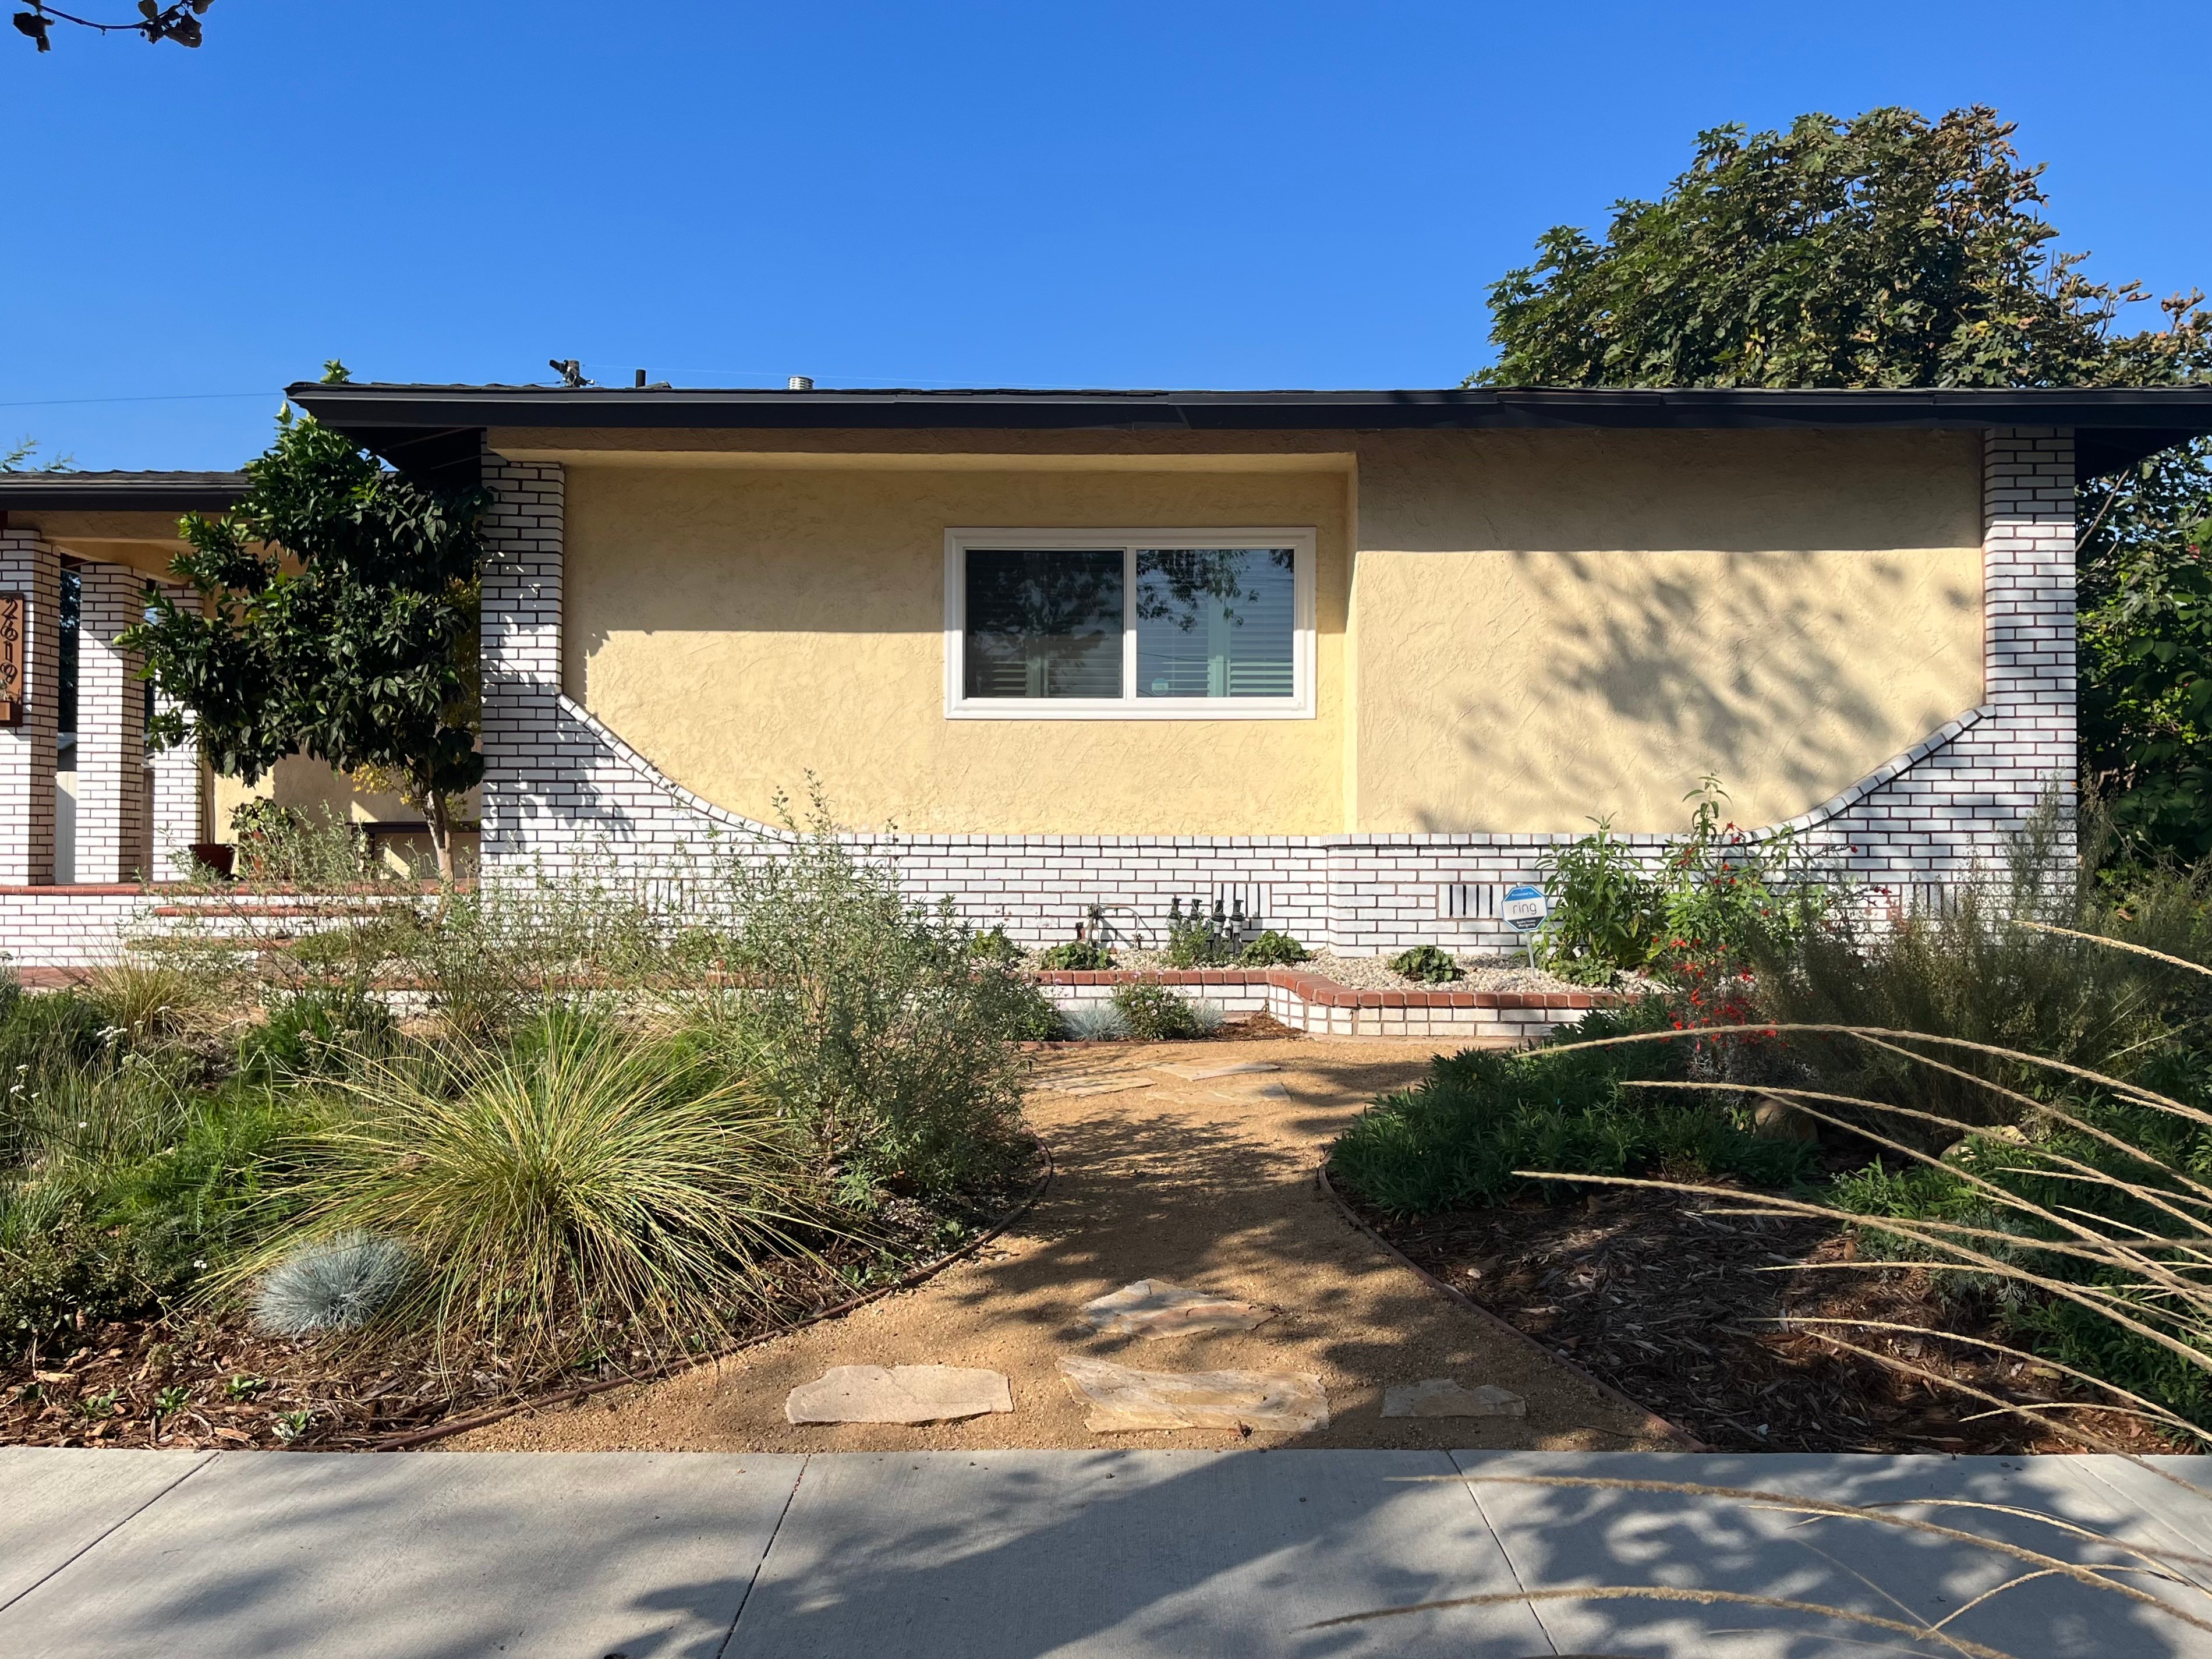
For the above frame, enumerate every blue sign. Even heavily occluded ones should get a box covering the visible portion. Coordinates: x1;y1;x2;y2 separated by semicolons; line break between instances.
1502;883;1549;933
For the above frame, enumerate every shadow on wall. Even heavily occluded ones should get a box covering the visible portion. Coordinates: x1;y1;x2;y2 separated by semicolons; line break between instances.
1388;548;1981;836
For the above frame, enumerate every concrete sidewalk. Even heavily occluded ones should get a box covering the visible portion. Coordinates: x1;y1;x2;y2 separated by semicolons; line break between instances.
0;1448;2206;1657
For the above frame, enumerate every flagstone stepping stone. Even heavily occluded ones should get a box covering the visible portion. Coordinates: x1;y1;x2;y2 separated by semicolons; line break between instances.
1081;1279;1275;1338
784;1365;1013;1425
1058;1355;1329;1433
1380;1378;1527;1419
1050;1074;1155;1096
1155;1060;1281;1081
1216;1081;1289;1101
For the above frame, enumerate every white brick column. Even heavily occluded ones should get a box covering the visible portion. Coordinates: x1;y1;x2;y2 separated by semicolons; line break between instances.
73;560;150;884
147;581;205;880
479;454;567;873
0;529;61;885
1983;426;2078;841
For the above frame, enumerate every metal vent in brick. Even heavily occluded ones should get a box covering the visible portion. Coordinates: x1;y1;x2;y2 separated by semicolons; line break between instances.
1439;882;1498;920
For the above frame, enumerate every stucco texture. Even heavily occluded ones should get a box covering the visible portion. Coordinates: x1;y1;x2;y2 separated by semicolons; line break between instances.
564;466;1353;835
1349;429;1984;834
559;428;1984;838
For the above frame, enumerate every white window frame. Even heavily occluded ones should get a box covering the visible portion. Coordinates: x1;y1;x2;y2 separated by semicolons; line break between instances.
943;527;1317;720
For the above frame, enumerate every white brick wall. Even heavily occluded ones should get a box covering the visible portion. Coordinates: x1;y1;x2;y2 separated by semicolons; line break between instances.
0;430;2079;968
72;560;150;885
0;530;59;886
468;430;2079;956
147;581;206;882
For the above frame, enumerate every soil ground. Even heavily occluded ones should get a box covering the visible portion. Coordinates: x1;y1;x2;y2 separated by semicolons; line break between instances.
1372;1187;2179;1456
459;1034;1669;1454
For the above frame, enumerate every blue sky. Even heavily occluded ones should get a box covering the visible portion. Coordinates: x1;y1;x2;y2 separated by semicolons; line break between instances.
6;2;2207;470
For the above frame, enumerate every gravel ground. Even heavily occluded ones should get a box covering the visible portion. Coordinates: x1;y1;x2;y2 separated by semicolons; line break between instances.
458;1038;1665;1454
1037;945;1637;997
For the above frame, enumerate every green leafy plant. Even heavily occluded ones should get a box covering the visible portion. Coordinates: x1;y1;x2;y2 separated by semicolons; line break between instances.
1036;939;1115;972
1329;1001;1813;1216
1110;982;1202;1041
125;409;489;879
1164;901;1238;968
696;793;1049;1199
153;1385;191;1415
1537;816;1662;982
1389;945;1461;985
237;989;395;1083
1238;929;1309;967
968;925;1022;966
225;1375;266;1400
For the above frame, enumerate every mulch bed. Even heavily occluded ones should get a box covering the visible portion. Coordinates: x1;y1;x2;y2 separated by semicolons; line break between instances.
1371;1185;2178;1455
0;1183;1036;1453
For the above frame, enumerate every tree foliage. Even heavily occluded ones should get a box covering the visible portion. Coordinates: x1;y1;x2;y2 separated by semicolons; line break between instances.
2080;443;2212;860
123;408;487;877
1473;103;2212;865
1475;106;2211;391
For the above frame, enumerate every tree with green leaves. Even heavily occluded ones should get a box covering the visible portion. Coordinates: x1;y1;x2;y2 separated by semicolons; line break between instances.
125;393;487;880
1475;106;2209;390
1473;103;2212;864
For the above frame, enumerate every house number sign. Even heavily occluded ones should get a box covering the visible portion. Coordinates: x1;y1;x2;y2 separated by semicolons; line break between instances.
0;592;22;727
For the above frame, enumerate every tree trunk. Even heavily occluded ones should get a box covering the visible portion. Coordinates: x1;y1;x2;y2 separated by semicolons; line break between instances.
424;788;455;883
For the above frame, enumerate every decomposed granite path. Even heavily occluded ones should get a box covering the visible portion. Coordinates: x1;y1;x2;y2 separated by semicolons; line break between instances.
461;1035;1669;1455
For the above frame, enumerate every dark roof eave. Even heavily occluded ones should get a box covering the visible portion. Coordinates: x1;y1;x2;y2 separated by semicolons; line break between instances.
285;382;2212;435
0;470;249;513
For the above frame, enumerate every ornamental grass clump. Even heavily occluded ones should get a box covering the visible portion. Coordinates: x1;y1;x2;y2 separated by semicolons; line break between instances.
257;1014;822;1365
253;1231;410;1338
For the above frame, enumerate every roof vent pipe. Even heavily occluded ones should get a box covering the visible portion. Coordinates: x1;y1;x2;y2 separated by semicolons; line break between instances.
787;376;814;391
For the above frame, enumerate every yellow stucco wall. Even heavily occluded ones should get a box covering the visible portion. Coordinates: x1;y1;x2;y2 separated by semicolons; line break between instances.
565;466;1353;834
1349;428;1985;833
557;428;1985;837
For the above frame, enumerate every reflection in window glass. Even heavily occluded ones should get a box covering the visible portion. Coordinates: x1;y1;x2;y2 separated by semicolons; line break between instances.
1134;548;1296;698
962;549;1126;699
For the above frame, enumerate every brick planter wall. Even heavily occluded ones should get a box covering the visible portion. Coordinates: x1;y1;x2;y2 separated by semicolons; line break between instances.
1035;967;1629;1042
467;431;2076;960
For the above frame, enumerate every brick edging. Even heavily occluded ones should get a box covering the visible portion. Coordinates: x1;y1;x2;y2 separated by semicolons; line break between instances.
1031;965;1627;1013
1314;1159;1703;1449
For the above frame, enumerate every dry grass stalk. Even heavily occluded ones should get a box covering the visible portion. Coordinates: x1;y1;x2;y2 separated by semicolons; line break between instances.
1312;1471;2212;1656
1511;1017;2212;1449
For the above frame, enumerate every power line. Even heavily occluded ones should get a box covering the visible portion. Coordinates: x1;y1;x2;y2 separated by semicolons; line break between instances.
0;390;275;411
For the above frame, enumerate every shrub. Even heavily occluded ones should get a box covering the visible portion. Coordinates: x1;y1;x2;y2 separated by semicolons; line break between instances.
1;1080;304;1342
1754;801;2178;1137
259;1016;818;1364
1537;816;1663;982
1038;939;1116;971
1060;1002;1131;1041
969;926;1022;966
1110;982;1202;1041
1238;929;1309;967
253;1232;411;1338
700;795;1043;1198
1165;905;1238;968
238;989;395;1082
1328;1000;1814;1215
1389;945;1461;984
